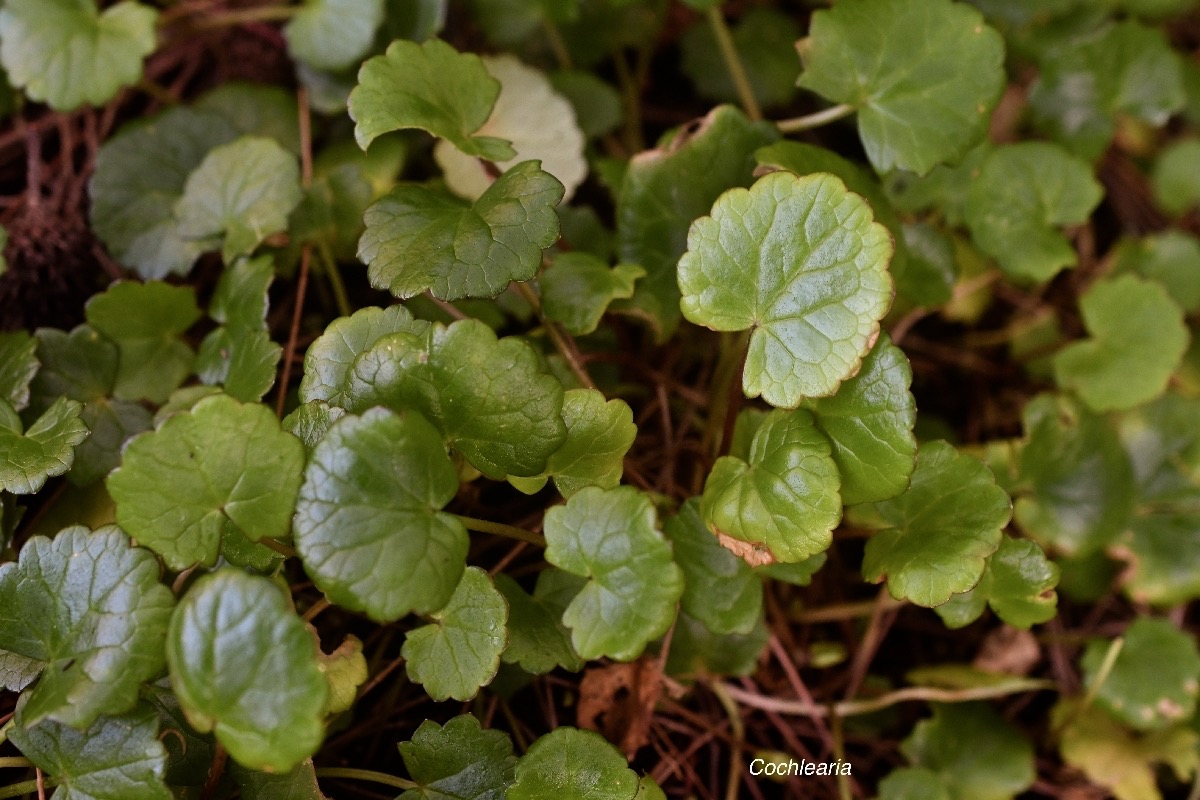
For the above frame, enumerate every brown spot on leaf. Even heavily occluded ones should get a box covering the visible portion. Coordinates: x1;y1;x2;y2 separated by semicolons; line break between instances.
715;533;776;567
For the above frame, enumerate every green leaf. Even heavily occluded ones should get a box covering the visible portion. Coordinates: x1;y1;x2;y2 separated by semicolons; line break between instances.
494;572;583;675
543;486;684;661
665;611;769;679
1151;139;1200;216
349;38;514;159
175;137;303;264
680;8;799;109
1015;394;1134;556
358;160;563;301
0;526;173;727
209;256;273;329
283;401;345;453
433;56;587;202
507;727;638;800
666;499;762;636
285;0;384;72
699;409;841;565
964;143;1104;282
192;83;302;155
107;394;305;570
509;389;636;498
299;305;429;410
167;570;328;773
29;326;116;407
0;0;158;111
0;331;37;411
678;171;894;408
1112;231;1200;312
344;319;566;478
756;553;827;586
796;0;1005;174
894;222;955;309
548;71;622;139
233;760;329;800
1053;275;1189;412
89;107;238;279
901;703;1035;800
69;398;150;486
863;441;1010;607
541;254;644;336
935;536;1060;629
1055;702;1199;800
1082;618;1200;731
615;105;777;338
403;567;508;701
0;397;89;495
1030;21;1185;160
85;281;200;404
319;636;367;717
293;407;467;621
1115;394;1200;604
397;715;516;800
196;326;280;404
878;767;951;800
10;702;171;800
804;334;916;505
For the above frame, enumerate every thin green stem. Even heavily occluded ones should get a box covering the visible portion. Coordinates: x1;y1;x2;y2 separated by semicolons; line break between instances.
0;759;31;770
454;515;547;548
830;711;852;800
258;537;297;559
542;19;573;70
705;7;761;122
612;50;644;153
313;768;417;792
776;104;855;134
0;777;59;800
0;720;12;748
316;242;352;319
702;330;750;459
514;282;599;391
708;681;745;800
719;678;1055;718
191;5;298;29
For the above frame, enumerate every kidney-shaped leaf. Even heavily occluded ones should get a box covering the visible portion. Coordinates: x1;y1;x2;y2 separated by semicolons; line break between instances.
901;703;1036;800
541;254;644;337
699;409;841;565
108;394;305;570
294;408;467;621
10;702;171;800
403;567;508;702
0;0;158;111
935;536;1060;630
796;0;1005;174
349;38;514;160
344;319;566;478
507;727;638;800
495;572;584;675
544;486;683;661
167;570;328;773
397;714;516;800
863;441;1011;607
285;0;384;72
678;171;894;408
0;526;173;728
1053;275;1189;412
358;160;563;301
0;396;89;495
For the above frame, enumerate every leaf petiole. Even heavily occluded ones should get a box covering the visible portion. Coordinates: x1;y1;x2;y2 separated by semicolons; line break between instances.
776;104;856;133
0;777;60;800
453;515;546;548
705;7;762;122
314;767;417;791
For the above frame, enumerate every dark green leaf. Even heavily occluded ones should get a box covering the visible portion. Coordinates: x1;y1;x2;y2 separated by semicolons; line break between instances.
0;331;37;411
665;611;769;679
1151;139;1200;216
495;573;583;675
541;254;643;336
901;703;1036;800
666;499;762;636
0;397;89;495
507;727;638;800
398;714;516;800
285;0;384;72
935;536;1060;629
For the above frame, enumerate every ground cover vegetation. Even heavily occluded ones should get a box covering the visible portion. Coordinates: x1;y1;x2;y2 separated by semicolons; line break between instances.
1;0;1199;798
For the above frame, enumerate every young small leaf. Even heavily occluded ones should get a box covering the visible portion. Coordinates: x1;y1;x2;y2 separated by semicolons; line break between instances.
964;143;1103;282
85;281;200;404
863;441;1011;607
285;0;384;72
349;38;515;159
403;567;509;701
433;55;587;202
900;703;1036;800
543;486;684;661
174;137;303;264
507;727;638;800
796;0;1005;174
0;526;173;728
107;394;305;570
509;388;637;498
678;171;894;408
616;105;777;338
10;702;171;800
666;499;763;636
358;160;563;301
0;397;89;495
0;0;158;111
1082;618;1200;731
495;572;584;675
1053;275;1189;412
344;319;566;478
699;409;841;565
319;637;368;717
541;254;644;336
167;570;328;773
293;408;467;621
397;715;517;800
804;333;917;505
935;536;1060;629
